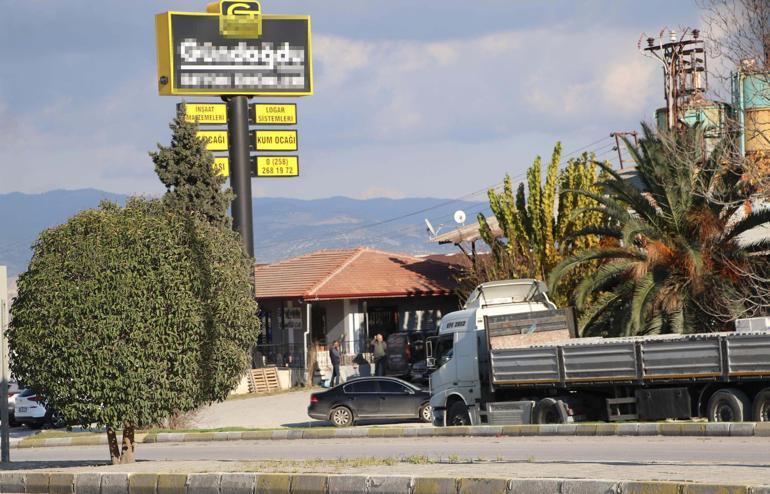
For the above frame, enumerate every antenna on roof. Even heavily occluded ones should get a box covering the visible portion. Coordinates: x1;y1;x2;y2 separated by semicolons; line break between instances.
453;210;466;226
424;218;437;238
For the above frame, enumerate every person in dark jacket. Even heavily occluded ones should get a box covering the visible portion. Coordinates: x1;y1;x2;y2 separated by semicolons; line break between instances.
371;334;387;376
329;340;341;387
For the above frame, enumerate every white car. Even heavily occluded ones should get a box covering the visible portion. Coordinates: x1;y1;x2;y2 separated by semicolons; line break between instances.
7;380;21;427
14;389;64;429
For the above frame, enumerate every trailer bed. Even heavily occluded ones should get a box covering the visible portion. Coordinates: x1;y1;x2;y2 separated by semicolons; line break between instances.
486;313;770;387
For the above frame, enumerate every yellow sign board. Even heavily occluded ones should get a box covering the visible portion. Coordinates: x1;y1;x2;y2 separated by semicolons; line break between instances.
256;156;299;177
251;103;297;125
155;12;312;96
213;156;230;177
253;130;297;151
179;102;228;125
197;130;228;151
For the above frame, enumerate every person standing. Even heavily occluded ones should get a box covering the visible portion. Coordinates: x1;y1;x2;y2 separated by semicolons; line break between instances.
329;340;341;387
371;334;388;376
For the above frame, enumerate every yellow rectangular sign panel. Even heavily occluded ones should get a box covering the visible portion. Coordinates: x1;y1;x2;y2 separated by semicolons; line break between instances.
213;156;229;177
179;102;228;125
251;103;297;125
197;130;228;151
253;130;297;151
256;156;299;177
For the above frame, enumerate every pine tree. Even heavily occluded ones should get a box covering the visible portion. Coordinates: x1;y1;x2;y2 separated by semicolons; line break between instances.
150;112;234;228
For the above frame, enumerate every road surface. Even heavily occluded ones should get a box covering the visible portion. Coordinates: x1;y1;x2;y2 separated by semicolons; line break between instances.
7;435;770;485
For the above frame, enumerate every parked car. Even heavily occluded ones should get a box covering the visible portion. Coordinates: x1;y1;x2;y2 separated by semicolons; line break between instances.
385;331;432;381
6;380;21;427
13;389;65;429
308;376;432;427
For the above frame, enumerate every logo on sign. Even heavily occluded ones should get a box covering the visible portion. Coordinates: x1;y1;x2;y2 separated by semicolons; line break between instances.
219;1;262;38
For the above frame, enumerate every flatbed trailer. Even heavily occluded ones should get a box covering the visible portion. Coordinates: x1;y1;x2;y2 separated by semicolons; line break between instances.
428;280;770;426
484;312;770;423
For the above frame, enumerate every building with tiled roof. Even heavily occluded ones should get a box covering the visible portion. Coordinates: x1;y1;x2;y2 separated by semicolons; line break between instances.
251;248;462;382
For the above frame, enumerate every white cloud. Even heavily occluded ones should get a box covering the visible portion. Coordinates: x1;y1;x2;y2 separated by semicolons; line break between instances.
600;59;657;115
307;25;664;147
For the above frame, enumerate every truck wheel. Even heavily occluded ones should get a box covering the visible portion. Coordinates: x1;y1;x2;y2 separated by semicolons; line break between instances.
447;401;470;426
707;388;751;422
533;398;565;424
752;388;770;422
330;406;354;427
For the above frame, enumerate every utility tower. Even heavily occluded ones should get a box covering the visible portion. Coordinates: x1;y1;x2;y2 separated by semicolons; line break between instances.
641;28;707;131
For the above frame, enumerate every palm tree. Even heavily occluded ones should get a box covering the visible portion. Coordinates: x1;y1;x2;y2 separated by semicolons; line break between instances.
549;124;770;336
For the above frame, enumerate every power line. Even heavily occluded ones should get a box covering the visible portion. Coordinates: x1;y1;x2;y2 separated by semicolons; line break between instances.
259;136;616;251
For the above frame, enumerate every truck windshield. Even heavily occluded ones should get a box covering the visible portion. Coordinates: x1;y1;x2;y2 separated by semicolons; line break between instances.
434;334;454;367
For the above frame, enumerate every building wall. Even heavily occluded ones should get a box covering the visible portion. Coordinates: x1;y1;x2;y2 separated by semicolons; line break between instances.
256;295;460;362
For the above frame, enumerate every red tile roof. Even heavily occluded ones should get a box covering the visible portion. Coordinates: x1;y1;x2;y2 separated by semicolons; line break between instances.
253;248;459;301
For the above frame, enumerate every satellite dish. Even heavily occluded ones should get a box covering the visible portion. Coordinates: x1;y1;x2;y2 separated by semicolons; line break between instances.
424;218;437;237
453;210;466;225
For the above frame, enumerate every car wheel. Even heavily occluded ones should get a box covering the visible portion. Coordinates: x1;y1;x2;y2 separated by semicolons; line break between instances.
330;406;354;427
27;421;45;430
447;401;470;426
419;403;432;423
46;410;66;429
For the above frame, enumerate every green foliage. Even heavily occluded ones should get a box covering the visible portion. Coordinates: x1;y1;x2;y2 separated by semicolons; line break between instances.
471;144;603;306
549;124;770;336
151;112;234;228
8;198;260;430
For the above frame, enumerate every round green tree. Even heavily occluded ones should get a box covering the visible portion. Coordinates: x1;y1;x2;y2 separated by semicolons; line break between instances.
8;198;260;463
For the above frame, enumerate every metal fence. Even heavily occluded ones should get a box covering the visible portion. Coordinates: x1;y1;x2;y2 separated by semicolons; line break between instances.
251;343;305;369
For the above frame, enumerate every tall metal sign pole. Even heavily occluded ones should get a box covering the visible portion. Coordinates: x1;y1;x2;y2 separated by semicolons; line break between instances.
227;96;255;256
155;0;312;257
0;266;10;463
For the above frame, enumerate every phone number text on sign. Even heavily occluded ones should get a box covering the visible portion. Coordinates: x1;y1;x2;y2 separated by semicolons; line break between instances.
257;156;299;177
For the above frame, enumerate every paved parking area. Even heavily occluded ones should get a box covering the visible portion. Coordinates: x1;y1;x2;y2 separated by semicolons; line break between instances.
193;389;429;429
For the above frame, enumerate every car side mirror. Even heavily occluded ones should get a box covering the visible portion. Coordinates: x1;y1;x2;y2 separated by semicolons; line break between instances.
426;357;436;370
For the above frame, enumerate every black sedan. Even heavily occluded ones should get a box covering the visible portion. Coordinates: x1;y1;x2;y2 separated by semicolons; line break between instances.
307;376;432;427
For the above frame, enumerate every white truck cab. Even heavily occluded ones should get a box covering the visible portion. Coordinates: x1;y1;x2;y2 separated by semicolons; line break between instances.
428;279;556;426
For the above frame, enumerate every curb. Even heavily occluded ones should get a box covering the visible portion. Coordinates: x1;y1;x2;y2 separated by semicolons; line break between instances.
0;472;767;493
16;421;770;449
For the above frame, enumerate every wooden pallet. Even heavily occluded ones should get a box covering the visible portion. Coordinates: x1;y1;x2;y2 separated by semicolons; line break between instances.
248;367;280;394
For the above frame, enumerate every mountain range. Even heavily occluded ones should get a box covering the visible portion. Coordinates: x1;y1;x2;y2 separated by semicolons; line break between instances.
0;189;486;278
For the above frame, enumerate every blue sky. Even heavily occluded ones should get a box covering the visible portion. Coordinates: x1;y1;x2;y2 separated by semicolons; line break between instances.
0;1;703;201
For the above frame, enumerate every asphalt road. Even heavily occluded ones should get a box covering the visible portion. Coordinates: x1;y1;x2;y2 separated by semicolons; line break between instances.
11;435;770;464
8;436;770;485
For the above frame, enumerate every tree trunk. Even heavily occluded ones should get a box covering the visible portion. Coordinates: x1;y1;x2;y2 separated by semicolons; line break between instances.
107;427;121;465
120;423;136;464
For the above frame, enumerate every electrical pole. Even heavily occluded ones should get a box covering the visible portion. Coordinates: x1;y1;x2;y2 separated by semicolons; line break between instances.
0;266;10;463
610;131;639;169
226;96;255;258
641;28;707;131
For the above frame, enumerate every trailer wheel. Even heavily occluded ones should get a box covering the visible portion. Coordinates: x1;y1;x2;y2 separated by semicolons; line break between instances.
533;398;566;424
447;401;470;426
707;388;751;422
752;388;770;422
